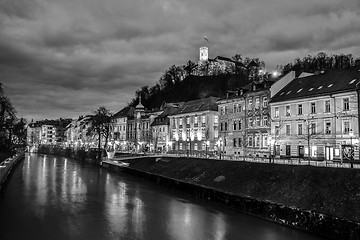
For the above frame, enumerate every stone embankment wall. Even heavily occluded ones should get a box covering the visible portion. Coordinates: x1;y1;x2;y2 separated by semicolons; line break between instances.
0;152;25;192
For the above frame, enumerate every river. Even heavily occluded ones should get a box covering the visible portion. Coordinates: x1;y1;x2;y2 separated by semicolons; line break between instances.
0;153;326;240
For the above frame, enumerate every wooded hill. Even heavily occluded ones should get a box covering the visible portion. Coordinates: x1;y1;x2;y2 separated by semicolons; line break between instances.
136;74;252;110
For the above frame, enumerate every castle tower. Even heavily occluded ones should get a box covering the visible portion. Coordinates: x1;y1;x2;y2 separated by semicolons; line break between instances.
199;46;208;62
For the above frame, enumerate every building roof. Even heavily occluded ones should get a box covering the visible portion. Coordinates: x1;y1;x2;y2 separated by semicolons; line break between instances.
169;97;218;116
112;106;134;119
270;65;360;103
151;106;179;126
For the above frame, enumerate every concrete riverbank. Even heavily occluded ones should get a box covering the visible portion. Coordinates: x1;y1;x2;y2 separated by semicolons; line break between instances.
102;156;360;240
0;152;25;192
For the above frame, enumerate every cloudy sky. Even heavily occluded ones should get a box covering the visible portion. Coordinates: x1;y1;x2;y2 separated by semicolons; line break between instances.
1;0;360;121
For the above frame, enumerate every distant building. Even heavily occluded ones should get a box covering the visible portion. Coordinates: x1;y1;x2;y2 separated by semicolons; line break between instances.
269;64;360;162
111;106;134;151
27;118;71;147
195;46;237;76
168;97;219;156
126;96;161;152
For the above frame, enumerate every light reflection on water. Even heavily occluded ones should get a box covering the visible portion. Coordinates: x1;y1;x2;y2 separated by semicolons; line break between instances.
0;153;326;240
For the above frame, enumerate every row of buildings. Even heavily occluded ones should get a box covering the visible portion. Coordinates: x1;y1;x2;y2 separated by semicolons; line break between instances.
27;47;360;162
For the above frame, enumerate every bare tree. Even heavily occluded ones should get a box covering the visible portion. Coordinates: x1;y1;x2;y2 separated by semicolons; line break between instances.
87;107;113;160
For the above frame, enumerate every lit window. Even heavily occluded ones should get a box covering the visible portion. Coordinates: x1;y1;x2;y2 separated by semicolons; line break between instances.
263;97;268;107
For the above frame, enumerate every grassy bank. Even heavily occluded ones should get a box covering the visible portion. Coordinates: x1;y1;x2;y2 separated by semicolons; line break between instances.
122;156;360;222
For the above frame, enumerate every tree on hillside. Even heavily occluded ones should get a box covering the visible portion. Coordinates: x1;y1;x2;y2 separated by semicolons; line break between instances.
87;106;113;160
183;60;197;77
12;117;27;149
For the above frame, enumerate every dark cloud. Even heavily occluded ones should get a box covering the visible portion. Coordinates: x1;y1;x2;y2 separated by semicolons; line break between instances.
0;0;359;120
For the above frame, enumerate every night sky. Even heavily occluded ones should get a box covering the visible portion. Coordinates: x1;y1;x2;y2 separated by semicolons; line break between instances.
1;0;359;120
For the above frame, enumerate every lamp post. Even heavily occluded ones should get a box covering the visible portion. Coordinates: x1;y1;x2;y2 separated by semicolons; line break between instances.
206;140;210;158
349;129;354;168
218;138;222;160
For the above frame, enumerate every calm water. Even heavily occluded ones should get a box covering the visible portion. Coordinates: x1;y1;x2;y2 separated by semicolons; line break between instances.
0;153;326;240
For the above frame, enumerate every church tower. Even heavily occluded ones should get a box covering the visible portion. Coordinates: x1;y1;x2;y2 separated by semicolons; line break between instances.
199;46;208;62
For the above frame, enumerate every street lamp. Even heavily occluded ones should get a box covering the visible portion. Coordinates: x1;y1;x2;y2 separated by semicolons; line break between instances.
349;129;354;168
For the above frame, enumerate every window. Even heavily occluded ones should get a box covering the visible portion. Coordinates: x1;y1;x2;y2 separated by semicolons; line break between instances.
343;98;349;111
311;102;316;114
248;98;253;109
343;121;350;134
285;105;290;116
275;107;279;118
248;136;253;147
298;104;302;115
310;123;316;135
233;120;237;131
255;135;260;147
275;126;280;135
325;122;331;134
286;124;290;135
255;97;260;109
233;104;237;113
263;96;268;107
238;120;242;130
179;143;183;150
256;116;260;126
286;145;291;156
298;123;303;135
220;122;223;131
233;138;237;147
263;135;268;147
224;122;228;131
186;117;190;125
214;115;218;125
224;106;228;114
202;116;206;126
194;143;198;151
238;138;242;147
194;116;198;126
325;100;331;113
263;116;268;126
179;118;183;127
249;117;253;127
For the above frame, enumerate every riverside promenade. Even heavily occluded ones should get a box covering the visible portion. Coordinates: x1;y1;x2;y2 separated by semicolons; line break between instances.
0;152;25;191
